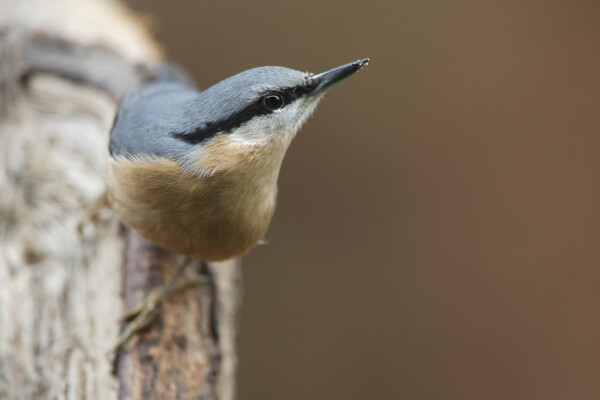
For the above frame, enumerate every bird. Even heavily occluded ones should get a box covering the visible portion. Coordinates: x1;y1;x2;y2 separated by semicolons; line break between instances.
107;58;369;354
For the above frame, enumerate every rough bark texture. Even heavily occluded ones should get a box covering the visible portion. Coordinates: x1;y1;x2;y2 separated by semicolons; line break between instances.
0;1;240;399
116;230;240;400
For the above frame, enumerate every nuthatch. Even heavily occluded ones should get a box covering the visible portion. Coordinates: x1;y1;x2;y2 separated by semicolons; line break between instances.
107;58;369;355
108;58;369;260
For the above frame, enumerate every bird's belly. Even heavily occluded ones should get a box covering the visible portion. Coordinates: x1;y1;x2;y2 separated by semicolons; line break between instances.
107;156;276;260
128;203;273;261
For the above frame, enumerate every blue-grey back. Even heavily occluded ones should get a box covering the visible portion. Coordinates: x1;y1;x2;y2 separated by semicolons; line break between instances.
109;81;201;160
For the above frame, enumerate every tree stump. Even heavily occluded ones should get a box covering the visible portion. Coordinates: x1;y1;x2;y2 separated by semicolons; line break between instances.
0;1;240;399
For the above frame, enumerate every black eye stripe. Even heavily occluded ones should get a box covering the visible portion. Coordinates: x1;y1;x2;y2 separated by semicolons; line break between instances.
172;102;269;145
281;84;314;102
172;83;316;145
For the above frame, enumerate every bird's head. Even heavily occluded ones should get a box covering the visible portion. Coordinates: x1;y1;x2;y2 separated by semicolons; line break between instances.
175;59;369;177
178;59;369;146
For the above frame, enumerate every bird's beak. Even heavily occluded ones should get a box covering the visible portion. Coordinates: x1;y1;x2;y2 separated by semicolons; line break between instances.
308;58;369;96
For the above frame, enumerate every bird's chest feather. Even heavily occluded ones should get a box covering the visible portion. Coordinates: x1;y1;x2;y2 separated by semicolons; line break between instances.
108;136;286;260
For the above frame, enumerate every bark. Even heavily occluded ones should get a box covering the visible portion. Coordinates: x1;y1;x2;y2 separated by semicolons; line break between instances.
0;1;240;399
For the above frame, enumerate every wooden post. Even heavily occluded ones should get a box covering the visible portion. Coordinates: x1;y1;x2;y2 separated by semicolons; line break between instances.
0;1;240;399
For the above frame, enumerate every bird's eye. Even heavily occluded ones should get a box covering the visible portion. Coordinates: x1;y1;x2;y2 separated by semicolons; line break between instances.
262;94;284;110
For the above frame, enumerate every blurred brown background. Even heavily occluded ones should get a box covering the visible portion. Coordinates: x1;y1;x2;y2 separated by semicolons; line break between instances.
128;1;600;398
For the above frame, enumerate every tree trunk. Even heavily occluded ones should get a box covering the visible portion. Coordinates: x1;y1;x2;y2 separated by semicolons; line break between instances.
0;1;240;399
